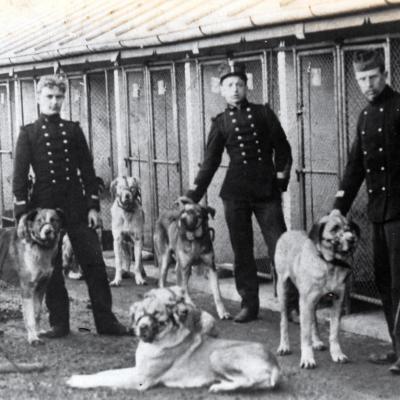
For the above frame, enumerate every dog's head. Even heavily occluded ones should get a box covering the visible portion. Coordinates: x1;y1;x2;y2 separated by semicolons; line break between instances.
17;208;64;248
174;197;215;239
309;209;360;261
110;176;141;207
129;295;175;343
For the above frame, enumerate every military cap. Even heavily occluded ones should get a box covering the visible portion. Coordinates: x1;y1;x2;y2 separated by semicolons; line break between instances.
353;50;385;72
218;61;247;84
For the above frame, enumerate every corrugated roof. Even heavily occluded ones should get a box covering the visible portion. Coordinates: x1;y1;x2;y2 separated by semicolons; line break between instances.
0;0;398;66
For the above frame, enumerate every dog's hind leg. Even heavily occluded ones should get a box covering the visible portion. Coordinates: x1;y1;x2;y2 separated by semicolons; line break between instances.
206;261;231;320
311;305;326;351
277;274;291;355
159;252;171;288
133;235;146;285
329;289;348;363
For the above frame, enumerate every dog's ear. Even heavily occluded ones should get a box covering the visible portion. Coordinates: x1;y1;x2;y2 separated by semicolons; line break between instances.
308;221;326;244
349;221;361;239
206;206;216;219
110;178;118;199
17;209;38;239
174;196;193;209
55;208;66;228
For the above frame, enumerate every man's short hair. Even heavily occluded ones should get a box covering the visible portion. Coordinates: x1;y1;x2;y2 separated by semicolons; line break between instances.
37;75;67;94
353;50;385;73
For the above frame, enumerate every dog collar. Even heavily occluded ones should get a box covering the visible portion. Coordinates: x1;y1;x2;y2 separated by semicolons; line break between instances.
317;253;352;270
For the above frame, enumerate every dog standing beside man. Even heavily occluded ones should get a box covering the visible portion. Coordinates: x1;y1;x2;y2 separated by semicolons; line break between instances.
186;61;298;323
12;75;131;338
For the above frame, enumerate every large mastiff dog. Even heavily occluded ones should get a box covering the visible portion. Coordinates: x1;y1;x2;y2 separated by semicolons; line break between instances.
67;286;280;392
110;176;146;286
275;209;360;368
154;197;230;319
0;208;63;345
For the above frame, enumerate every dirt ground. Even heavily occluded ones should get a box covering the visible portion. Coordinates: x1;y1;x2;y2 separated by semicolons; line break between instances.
1;267;400;400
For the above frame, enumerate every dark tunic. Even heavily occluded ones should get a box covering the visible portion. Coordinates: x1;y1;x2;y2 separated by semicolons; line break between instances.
188;99;292;202
334;85;400;223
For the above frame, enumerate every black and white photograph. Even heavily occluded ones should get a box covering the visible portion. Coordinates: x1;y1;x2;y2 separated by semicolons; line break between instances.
0;0;400;398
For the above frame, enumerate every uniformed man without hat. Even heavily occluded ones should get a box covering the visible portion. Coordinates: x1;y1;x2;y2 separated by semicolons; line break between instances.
333;50;400;373
186;61;298;323
13;75;131;338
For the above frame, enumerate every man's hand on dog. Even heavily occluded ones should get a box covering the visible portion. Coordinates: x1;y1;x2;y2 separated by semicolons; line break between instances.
88;209;102;230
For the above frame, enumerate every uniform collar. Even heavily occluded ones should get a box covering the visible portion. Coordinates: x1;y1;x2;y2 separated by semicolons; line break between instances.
369;85;394;106
39;113;61;123
226;98;249;110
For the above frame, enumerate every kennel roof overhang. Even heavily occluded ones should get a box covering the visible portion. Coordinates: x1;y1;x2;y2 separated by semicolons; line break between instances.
0;0;399;75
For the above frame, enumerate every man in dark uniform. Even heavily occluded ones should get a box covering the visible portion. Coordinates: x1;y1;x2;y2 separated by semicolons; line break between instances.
13;75;130;338
186;62;298;323
333;50;400;373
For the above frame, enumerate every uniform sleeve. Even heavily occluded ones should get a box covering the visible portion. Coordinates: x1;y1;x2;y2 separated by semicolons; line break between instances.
186;117;226;202
333;129;365;216
264;104;292;191
12;127;31;219
75;123;100;211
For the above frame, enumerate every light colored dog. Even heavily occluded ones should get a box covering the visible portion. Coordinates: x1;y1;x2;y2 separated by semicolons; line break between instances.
0;208;63;345
67;286;280;392
154;197;230;320
110;176;145;286
275;209;360;369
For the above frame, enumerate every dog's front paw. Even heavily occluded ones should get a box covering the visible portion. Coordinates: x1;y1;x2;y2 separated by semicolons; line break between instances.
28;334;44;346
217;309;232;320
300;355;317;369
134;273;147;286
331;351;349;364
110;278;122;287
277;344;291;356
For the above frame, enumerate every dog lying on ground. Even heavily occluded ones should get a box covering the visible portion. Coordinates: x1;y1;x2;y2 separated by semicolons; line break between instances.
275;209;360;369
67;286;280;392
0;208;63;345
154;197;230;320
110;176;146;286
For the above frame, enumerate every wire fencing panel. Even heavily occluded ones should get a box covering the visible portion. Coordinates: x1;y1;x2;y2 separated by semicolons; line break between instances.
126;68;153;248
150;67;182;215
342;47;385;302
0;84;13;221
87;72;114;233
299;52;339;229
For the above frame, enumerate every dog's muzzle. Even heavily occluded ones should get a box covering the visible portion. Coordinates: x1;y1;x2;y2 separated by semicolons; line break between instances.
31;223;58;247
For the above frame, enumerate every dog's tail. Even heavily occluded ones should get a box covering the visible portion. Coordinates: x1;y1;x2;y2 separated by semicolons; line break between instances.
271;262;277;298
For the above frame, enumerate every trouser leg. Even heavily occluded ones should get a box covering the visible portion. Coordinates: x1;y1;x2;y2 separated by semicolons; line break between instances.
68;224;119;332
223;199;259;312
383;220;400;355
254;198;299;313
373;222;395;348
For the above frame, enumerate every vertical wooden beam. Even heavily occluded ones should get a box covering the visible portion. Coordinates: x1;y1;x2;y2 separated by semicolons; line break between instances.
113;68;127;175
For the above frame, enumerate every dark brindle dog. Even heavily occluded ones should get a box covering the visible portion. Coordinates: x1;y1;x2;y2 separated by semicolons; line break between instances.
154;197;230;320
0;208;63;345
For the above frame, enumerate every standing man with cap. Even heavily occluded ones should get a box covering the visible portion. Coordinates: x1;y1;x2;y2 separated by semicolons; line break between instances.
186;61;298;323
13;75;131;338
333;50;400;373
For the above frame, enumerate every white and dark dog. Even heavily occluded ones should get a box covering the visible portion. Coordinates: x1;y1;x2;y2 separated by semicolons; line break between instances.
67;286;280;392
275;209;360;369
110;176;146;286
0;208;63;345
